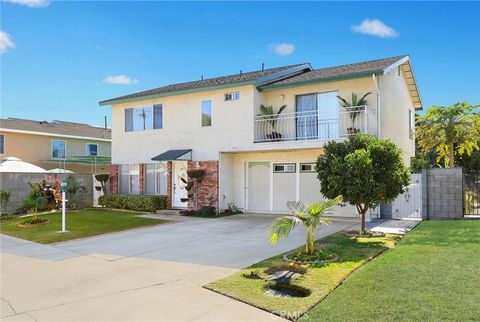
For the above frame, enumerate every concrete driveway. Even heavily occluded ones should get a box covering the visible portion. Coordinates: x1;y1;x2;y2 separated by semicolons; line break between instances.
1;214;356;322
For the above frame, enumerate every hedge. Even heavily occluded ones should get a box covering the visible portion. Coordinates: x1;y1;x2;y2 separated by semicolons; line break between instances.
98;195;167;212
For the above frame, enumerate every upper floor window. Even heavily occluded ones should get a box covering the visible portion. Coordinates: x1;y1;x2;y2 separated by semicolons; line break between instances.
0;134;4;154
225;92;240;101
52;140;66;159
125;105;163;132
86;143;98;156
409;110;414;139
201;100;212;127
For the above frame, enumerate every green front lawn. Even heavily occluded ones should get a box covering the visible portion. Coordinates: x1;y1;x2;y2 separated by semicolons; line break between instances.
0;208;173;244
305;220;480;322
205;231;400;319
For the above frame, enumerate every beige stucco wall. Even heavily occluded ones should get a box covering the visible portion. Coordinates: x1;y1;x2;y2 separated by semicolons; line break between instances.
0;131;111;174
110;85;256;163
378;66;416;166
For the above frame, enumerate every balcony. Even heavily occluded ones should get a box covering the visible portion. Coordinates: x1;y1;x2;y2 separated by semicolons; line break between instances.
254;105;377;143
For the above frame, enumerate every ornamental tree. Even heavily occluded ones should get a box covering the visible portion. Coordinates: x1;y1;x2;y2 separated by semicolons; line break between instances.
316;134;410;234
416;102;480;168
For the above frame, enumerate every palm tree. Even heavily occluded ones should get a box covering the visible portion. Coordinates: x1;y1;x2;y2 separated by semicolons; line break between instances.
417;102;480;168
259;104;287;131
267;196;342;255
337;92;372;130
66;176;87;209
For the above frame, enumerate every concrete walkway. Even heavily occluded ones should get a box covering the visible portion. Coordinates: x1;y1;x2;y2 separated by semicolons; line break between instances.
0;214;356;322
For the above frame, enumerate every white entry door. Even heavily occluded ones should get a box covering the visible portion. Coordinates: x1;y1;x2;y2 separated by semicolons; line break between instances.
172;161;188;208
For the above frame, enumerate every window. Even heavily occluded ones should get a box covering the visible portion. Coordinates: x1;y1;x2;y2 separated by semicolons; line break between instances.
86;143;98;156
273;163;296;173
51;140;66;159
119;165;129;194
125;105;163;132
119;164;140;195
129;164;140;194
300;163;316;173
153;104;163;129
225;92;240;101
144;163;168;195
409;110;414;139
201;100;212;126
0;134;4;154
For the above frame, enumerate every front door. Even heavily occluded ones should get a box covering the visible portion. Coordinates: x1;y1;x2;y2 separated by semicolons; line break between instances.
172;161;188;208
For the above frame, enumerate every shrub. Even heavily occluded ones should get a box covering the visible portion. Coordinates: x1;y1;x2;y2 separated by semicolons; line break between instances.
0;189;11;213
98;194;167;212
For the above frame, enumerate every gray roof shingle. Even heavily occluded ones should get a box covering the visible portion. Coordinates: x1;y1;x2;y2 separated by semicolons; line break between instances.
259;55;408;88
99;64;308;105
0;118;111;140
99;55;408;105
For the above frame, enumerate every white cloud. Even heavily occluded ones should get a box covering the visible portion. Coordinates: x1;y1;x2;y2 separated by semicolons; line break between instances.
0;31;15;54
103;75;139;85
2;0;49;8
352;19;399;38
269;43;295;56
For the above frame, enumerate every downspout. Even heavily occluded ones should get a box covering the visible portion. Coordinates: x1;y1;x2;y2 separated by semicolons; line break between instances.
372;74;381;138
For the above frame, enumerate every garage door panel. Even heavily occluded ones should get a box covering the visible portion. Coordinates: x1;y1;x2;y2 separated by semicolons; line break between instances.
247;162;270;211
273;173;296;212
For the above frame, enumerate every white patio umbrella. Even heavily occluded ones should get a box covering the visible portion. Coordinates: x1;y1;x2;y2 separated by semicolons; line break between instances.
47;168;74;173
0;157;47;173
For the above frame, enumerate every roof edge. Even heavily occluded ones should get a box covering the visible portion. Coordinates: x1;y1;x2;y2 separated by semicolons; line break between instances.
258;70;384;91
99;80;256;106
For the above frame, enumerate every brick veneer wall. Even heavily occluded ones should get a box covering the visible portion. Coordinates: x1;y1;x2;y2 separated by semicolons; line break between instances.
187;161;219;209
138;164;144;195
166;162;172;208
109;164;119;194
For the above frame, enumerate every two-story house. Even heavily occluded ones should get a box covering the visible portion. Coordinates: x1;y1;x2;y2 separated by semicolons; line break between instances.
99;55;421;216
0;118;111;174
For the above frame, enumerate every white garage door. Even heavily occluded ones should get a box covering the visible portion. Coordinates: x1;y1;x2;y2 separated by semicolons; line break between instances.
246;161;357;217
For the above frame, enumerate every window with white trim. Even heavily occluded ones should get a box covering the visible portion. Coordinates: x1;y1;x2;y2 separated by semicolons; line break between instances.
201;100;212;126
300;163;316;173
51;140;66;159
86;143;98;156
119;164;140;195
273;163;296;173
409;109;415;139
225;92;240;101
144;163;168;195
125;105;163;132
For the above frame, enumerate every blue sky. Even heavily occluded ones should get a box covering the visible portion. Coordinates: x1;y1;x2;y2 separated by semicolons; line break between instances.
1;1;479;127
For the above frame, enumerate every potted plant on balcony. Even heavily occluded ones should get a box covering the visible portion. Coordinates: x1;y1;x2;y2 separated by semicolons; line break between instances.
259;104;287;141
337;92;371;136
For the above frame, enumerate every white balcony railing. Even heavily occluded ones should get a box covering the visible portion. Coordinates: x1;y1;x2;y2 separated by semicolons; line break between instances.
254;105;377;143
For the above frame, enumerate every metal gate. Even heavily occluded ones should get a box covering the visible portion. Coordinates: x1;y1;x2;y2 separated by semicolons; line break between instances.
391;173;423;220
464;170;480;216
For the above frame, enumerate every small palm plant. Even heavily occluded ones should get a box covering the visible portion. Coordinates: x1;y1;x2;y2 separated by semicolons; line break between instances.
66;176;87;209
337;92;371;133
24;184;48;220
259;104;287;130
267;196;342;255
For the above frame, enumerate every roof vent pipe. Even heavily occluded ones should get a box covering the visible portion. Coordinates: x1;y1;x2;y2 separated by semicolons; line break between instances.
240;70;242;76
261;63;265;71
201;75;204;81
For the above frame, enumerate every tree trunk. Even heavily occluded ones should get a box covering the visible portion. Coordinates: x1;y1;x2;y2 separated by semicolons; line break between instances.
449;143;455;168
356;204;367;235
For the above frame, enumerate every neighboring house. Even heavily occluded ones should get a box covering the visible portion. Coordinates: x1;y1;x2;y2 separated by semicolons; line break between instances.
0;118;111;174
99;55;422;215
